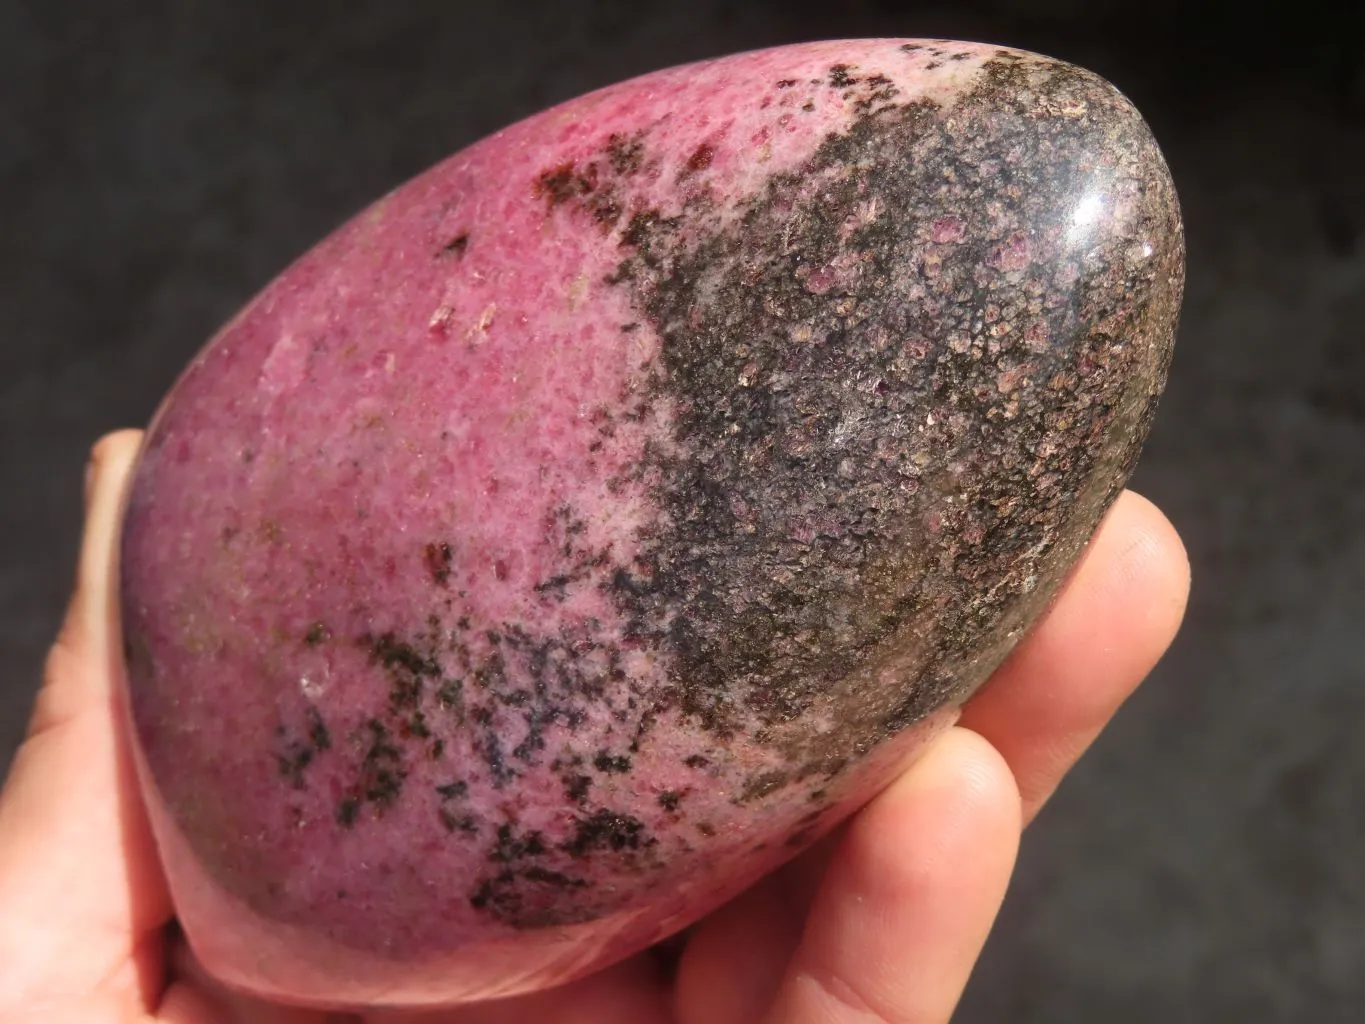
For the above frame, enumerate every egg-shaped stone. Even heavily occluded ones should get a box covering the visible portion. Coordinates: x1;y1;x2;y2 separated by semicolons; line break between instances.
118;38;1183;1009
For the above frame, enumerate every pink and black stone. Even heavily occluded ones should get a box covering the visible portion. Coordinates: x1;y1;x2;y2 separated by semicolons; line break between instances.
118;40;1184;1008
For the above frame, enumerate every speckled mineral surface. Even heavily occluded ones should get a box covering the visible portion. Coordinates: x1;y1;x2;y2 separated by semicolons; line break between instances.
119;38;1183;1007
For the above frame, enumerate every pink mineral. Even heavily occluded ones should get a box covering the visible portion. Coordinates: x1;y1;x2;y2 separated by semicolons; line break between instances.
117;39;1184;1008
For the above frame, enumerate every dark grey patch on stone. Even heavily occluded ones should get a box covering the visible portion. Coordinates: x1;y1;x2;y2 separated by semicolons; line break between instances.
604;56;1183;780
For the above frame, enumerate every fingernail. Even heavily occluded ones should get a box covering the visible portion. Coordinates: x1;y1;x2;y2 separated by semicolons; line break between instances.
84;450;102;514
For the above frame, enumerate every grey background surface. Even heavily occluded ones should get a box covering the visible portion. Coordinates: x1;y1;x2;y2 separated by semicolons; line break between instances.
3;1;1363;1019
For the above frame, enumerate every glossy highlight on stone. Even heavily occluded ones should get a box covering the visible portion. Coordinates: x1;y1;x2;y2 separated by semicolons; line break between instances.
118;39;1184;1008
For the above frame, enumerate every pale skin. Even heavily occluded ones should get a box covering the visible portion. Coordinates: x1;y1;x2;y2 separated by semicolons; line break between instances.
0;430;1190;1024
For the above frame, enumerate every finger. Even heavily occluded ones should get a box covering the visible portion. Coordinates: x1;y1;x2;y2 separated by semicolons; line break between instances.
959;489;1189;825
673;705;961;1024
762;727;1019;1024
672;873;804;1024
29;430;146;733
0;431;172;1013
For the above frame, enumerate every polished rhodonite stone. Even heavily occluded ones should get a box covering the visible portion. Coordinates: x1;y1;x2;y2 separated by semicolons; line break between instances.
119;39;1184;1008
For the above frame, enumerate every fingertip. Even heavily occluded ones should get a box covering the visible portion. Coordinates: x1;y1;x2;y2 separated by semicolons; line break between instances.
947;727;1023;838
42;430;144;734
75;429;142;604
1106;489;1191;632
92;427;147;459
1036;489;1191;697
763;728;1021;1023
856;727;1021;890
85;429;144;509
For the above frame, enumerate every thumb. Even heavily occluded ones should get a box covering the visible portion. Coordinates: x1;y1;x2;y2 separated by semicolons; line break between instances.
31;430;143;734
0;430;172;1010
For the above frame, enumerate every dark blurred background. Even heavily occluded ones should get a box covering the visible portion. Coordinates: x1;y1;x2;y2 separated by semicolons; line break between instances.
3;0;1363;1019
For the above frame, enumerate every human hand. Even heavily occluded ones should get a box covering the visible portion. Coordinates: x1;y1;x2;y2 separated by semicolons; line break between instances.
0;430;1189;1024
